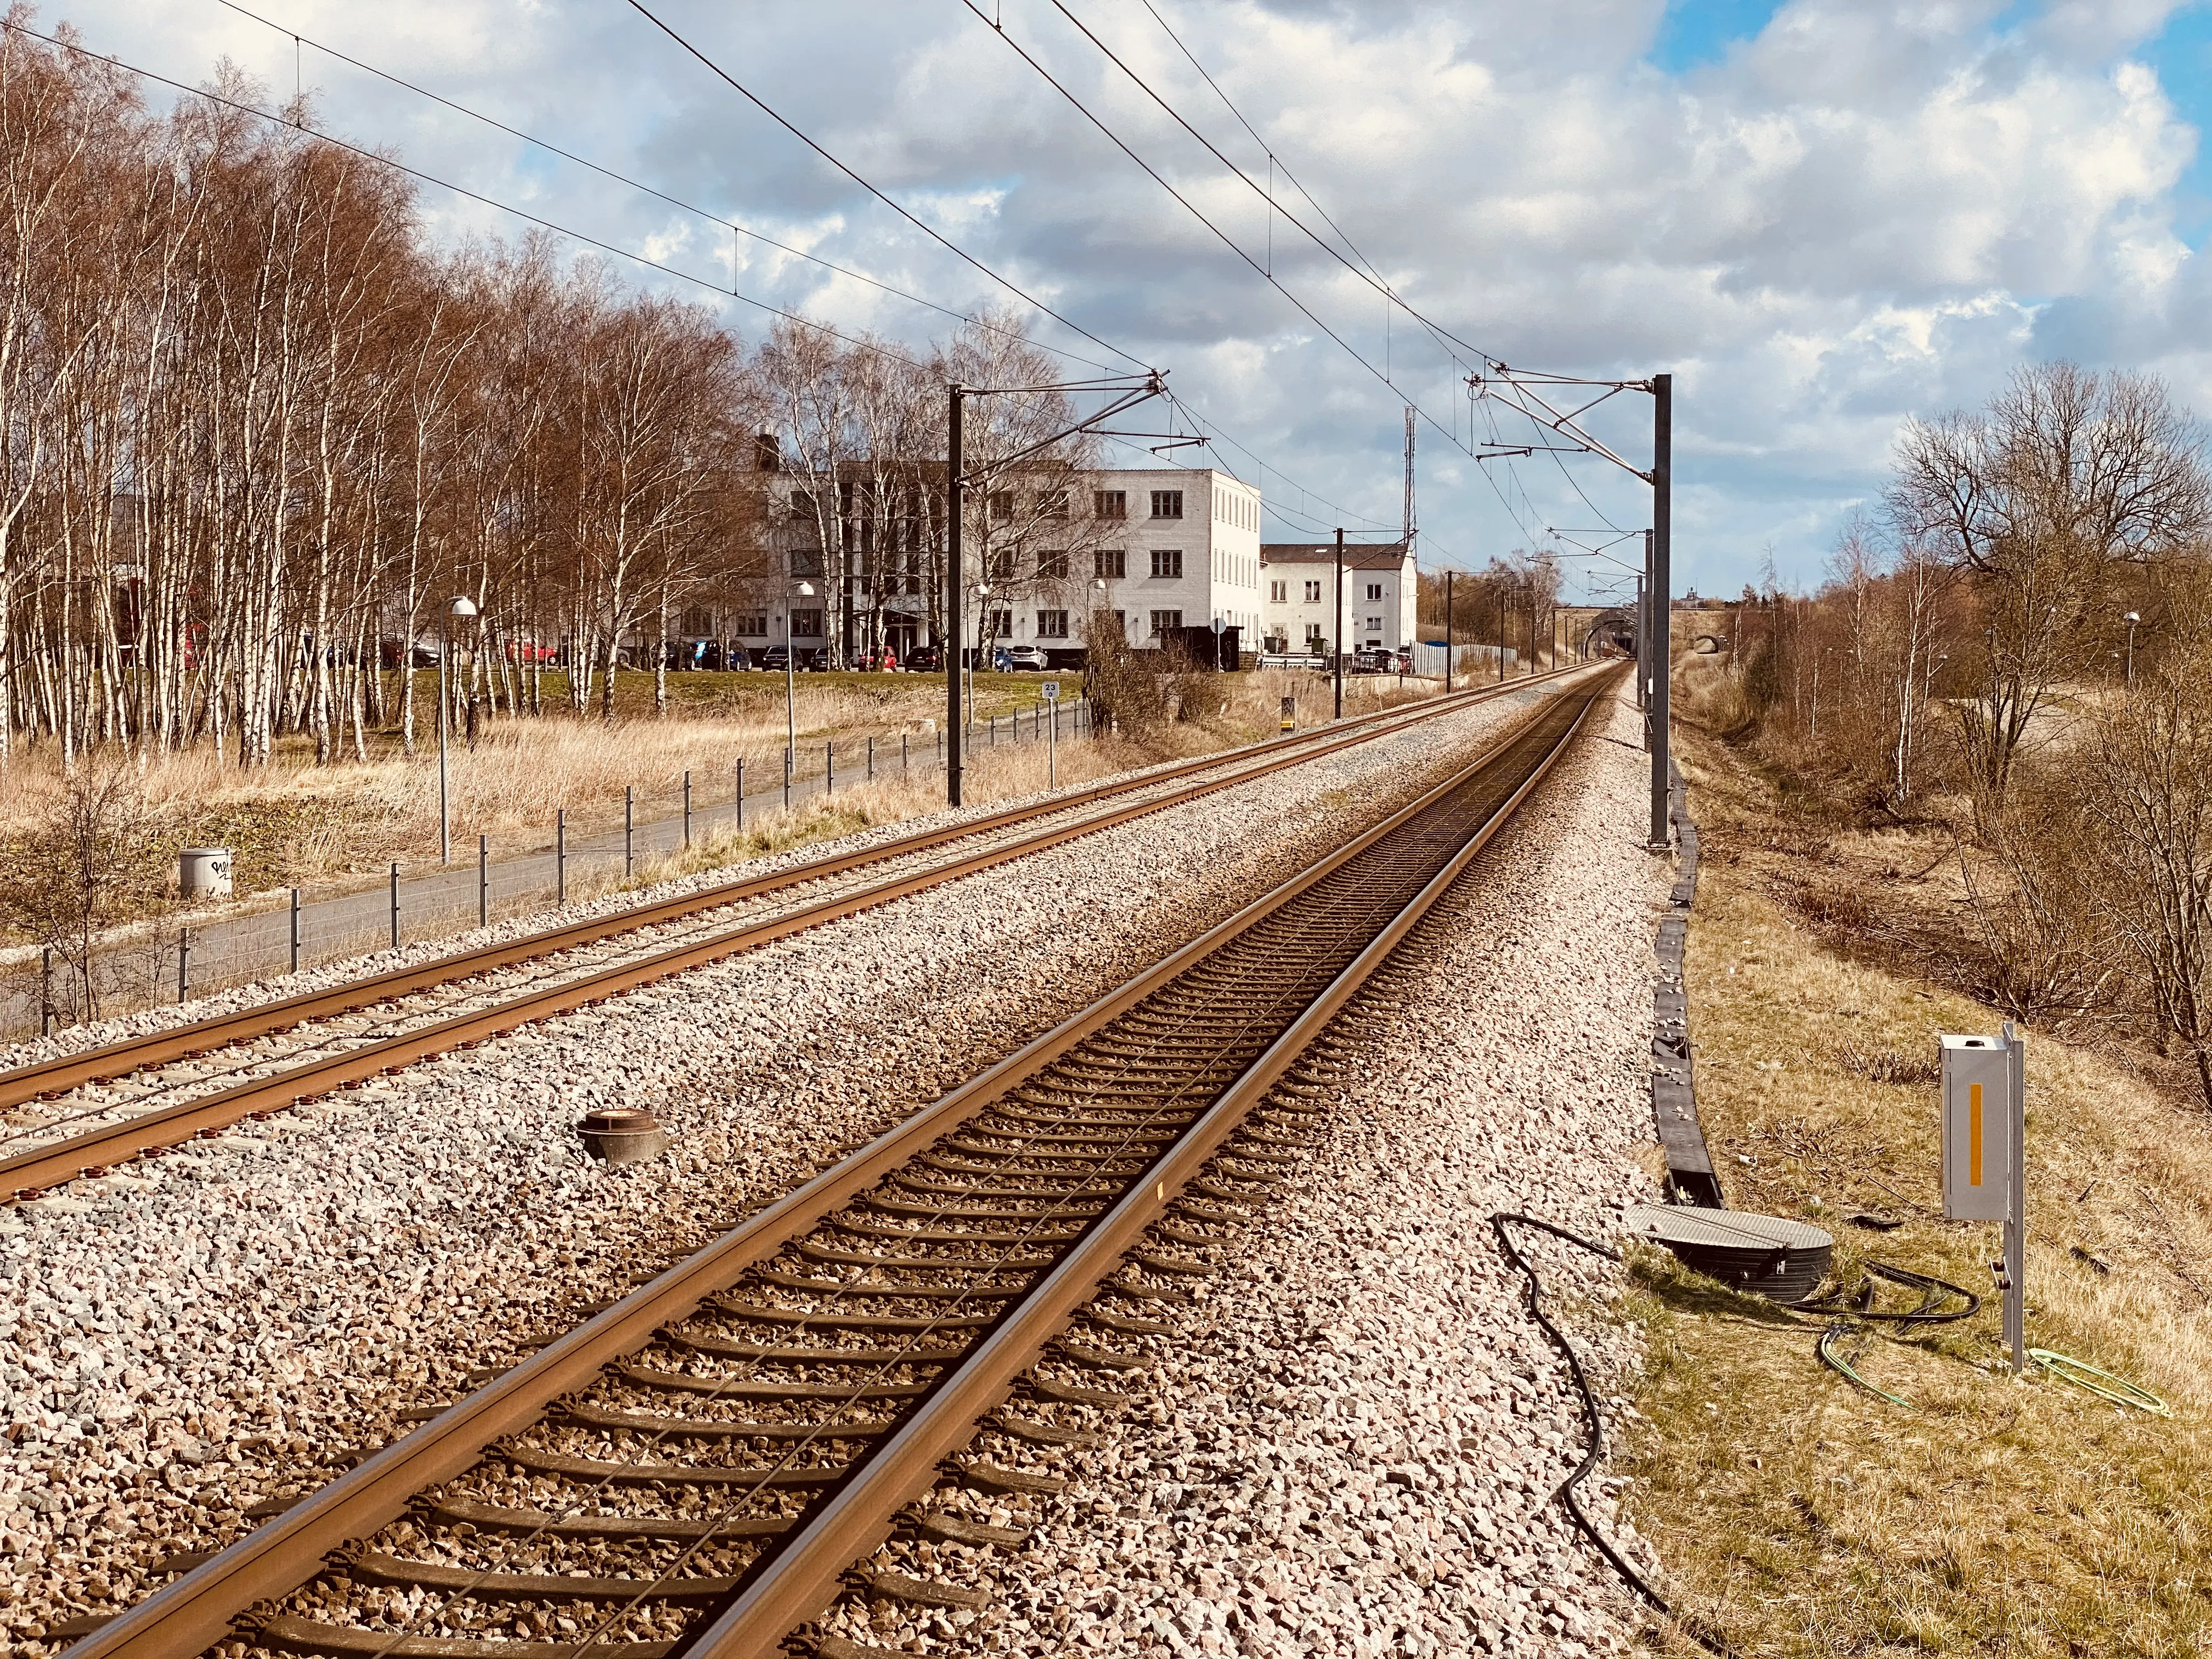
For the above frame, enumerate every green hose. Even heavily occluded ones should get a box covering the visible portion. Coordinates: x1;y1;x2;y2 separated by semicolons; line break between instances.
2028;1348;2172;1417
1817;1321;1914;1408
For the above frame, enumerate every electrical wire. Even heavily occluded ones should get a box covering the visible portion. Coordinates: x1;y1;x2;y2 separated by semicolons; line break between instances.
625;0;1154;375
210;0;1131;376
1491;1212;1735;1657
168;4;1441;592
13;16;930;371
956;0;1480;468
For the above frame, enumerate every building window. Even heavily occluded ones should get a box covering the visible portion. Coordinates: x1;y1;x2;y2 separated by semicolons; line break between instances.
1304;580;1322;603
1365;583;1384;602
985;608;1014;638
987;547;1018;581
1095;547;1126;578
1038;548;1069;580
1149;608;1183;636
1304;622;1324;642
680;605;713;636
988;490;1013;521
791;608;825;638
1036;608;1069;638
790;490;817;522
733;614;768;637
1365;617;1383;632
1110;608;1127;635
1268;579;1287;603
1037;490;1069;518
1094;489;1126;520
1150;548;1183;578
791;549;823;579
1150;489;1183;519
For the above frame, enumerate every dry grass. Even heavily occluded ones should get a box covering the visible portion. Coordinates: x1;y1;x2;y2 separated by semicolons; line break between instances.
1617;729;2212;1657
0;667;1431;899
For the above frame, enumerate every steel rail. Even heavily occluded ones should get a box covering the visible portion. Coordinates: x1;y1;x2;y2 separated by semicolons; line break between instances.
58;668;1614;1659
1;672;1572;1117
0;673;1581;1202
690;674;1609;1659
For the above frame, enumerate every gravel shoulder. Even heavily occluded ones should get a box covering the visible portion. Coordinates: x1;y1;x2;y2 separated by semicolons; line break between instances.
827;686;1671;1658
0;683;1570;1649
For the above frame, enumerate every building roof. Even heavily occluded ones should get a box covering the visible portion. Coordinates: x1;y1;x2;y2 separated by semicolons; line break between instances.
1261;539;1413;571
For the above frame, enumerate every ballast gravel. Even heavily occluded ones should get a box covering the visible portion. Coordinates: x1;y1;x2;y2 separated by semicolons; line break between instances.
854;687;1672;1657
0;685;1566;1648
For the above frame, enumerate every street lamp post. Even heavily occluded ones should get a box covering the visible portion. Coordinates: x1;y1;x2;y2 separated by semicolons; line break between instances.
2125;611;2141;685
437;594;478;865
786;578;816;779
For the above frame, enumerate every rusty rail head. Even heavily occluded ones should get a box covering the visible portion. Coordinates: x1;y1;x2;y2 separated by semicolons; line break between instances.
0;673;1570;1116
53;675;1609;1659
675;671;1615;1659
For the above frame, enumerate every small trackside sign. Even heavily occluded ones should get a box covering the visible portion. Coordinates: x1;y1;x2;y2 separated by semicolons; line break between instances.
1041;680;1060;701
1940;1033;2011;1222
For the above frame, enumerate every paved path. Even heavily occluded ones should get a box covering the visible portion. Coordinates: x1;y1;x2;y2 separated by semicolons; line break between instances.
3;704;1091;1040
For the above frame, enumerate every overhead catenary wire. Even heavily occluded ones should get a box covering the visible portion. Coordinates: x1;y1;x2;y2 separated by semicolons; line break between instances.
625;0;1155;376
9;16;932;374
210;0;1132;376
955;0;1485;471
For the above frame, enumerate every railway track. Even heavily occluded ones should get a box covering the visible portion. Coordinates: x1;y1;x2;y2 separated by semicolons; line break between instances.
0;671;1576;1203
58;666;1615;1659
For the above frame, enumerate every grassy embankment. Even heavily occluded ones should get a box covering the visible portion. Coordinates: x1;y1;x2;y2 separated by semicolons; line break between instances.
1618;729;2212;1657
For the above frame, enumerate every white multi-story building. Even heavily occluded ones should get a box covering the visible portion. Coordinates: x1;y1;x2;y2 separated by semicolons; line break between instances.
677;459;1267;667
1070;467;1262;658
1259;539;1418;657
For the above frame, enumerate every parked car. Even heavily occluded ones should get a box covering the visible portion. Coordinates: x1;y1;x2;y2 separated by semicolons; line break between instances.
905;644;943;672
1001;643;1049;671
759;646;790;671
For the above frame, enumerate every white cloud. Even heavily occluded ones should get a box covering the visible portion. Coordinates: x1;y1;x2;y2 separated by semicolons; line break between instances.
86;0;2212;593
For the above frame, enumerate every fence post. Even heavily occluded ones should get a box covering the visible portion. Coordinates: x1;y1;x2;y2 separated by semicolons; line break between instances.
624;786;634;878
556;810;567;905
289;888;301;973
177;927;190;1005
737;759;746;833
40;946;53;1037
390;863;400;948
783;746;792;811
826;741;834;795
867;736;874;781
683;769;693;848
478;836;489;928
902;732;909;775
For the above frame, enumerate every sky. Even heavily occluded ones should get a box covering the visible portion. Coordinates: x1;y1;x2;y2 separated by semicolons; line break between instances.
75;0;2212;606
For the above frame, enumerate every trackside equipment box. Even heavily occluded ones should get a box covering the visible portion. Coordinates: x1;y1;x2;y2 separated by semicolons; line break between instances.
1940;1033;2012;1222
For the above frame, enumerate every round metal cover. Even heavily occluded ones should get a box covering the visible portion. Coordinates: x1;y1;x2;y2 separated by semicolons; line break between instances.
1623;1204;1834;1302
1622;1205;1832;1254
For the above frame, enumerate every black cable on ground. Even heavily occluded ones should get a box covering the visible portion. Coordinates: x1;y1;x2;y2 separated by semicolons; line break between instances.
1793;1261;1980;1406
1491;1212;1735;1657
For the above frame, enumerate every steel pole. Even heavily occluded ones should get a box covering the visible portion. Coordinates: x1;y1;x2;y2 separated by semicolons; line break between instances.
437;616;450;864
1650;373;1673;849
947;384;965;806
1444;571;1453;691
1333;528;1344;721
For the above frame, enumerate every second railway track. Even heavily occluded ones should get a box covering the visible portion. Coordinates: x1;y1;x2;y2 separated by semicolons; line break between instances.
58;666;1617;1659
0;673;1574;1203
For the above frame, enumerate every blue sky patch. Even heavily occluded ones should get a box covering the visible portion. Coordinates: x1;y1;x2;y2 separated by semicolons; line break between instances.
1649;0;1786;73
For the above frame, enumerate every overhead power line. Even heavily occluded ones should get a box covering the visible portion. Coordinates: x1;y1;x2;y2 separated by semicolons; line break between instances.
958;0;1483;470
58;8;1415;567
625;0;1153;375
212;0;1130;376
8;16;934;371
